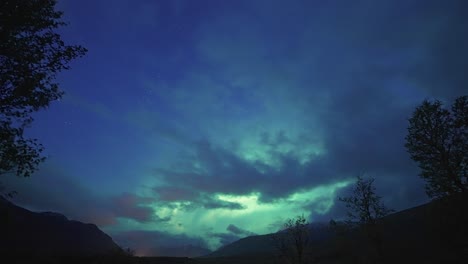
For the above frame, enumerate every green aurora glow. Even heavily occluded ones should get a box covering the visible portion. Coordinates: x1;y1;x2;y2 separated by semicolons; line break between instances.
110;181;351;250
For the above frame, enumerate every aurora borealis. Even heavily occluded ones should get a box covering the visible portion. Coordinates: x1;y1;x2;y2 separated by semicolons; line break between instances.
4;0;468;256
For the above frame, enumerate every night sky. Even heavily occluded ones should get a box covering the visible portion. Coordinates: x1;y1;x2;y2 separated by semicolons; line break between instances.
4;0;468;256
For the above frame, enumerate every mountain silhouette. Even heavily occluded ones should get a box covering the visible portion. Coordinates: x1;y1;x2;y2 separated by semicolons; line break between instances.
204;198;468;263
0;197;121;256
205;223;332;258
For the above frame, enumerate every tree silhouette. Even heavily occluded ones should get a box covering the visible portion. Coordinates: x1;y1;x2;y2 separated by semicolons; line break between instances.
339;175;393;226
339;175;393;263
272;214;310;264
0;0;86;178
405;96;467;199
405;96;468;260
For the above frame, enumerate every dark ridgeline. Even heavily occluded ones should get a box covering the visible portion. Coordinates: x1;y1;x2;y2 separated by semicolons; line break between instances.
0;196;121;256
203;197;468;264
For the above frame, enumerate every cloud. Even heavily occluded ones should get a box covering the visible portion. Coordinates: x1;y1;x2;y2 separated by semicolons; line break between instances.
152;185;245;210
110;193;161;223
205;224;256;248
153;186;198;202
207;232;240;248
131;1;468;239
177;0;455;203
154;139;337;203
202;198;245;210
227;224;256;236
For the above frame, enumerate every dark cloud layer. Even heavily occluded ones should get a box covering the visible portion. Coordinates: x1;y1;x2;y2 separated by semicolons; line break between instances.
154;141;314;203
206;224;256;247
148;0;468;214
152;185;245;210
208;232;240;248
110;193;166;223
227;224;256;237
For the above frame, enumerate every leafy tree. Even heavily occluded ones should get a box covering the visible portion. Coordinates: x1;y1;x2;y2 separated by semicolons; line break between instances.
405;96;468;260
272;214;310;264
339;175;393;263
405;96;467;199
0;0;86;178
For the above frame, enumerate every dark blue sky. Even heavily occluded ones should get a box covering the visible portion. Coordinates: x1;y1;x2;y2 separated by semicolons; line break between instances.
5;0;468;256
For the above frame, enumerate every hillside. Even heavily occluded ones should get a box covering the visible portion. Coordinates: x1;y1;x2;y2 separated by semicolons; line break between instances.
0;197;121;256
204;198;468;263
206;223;333;258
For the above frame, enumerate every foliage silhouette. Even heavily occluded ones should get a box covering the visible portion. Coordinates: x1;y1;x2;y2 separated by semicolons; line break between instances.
0;0;86;179
405;96;467;199
405;96;468;260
